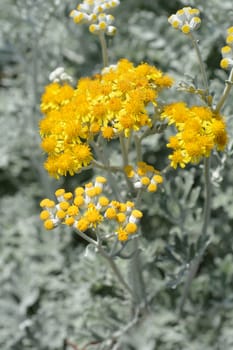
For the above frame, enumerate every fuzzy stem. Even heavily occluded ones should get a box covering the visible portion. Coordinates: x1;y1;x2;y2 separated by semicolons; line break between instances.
99;32;109;67
189;33;210;103
179;157;212;315
201;157;212;236
97;244;134;297
134;134;142;162
119;133;129;166
74;228;133;297
128;236;147;308
178;33;213;315
119;134;135;194
215;68;233;113
91;139;122;201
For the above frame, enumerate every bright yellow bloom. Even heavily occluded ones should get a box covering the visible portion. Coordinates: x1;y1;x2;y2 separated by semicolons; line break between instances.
162;102;228;168
40;59;172;178
125;162;163;193
40;176;143;242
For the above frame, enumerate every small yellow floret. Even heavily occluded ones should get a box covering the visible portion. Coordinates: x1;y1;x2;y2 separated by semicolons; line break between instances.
67;205;79;216
116;213;126;223
40;210;50;221
64;192;73;200
105;207;117;219
220;58;230;69
76;218;89;232
172;20;180;29
74;195;85;207
89;24;98;33
124;165;135;178
99;21;107;30
95;176;107;184
226;34;233;45
152;174;163;184
98;196;109;207
221;46;232;54
40;199;55;208
59;201;70;211
65;217;75;226
227;26;233;34
55;189;65;197
125;223;137;234
132;210;143;219
181;24;190;34
117;228;128;241
101;126;114;139
56;210;66;219
73;13;85;24
75;187;85;196
140;176;150;186
147;183;157;192
44;219;55;230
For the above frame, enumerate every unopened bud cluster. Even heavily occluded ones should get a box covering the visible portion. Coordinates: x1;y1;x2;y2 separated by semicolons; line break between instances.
40;176;142;242
70;0;120;36
220;27;233;70
49;67;73;83
168;7;201;34
125;162;163;193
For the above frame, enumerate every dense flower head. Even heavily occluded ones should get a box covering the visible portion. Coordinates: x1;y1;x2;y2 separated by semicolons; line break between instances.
220;27;233;69
40;176;142;242
161;102;228;168
70;0;120;35
168;7;201;34
125;162;163;192
40;59;173;178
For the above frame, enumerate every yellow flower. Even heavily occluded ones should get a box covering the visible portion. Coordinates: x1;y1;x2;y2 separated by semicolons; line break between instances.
40;59;172;177
162;102;228;168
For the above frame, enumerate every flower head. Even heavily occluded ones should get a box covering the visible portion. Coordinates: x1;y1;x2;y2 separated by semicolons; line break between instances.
168;7;201;34
125;162;163;192
40;176;143;242
161;103;228;168
40;59;173;178
220;27;233;69
70;0;120;36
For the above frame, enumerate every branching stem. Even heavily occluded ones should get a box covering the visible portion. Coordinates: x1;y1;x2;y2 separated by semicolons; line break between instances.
215;68;233;113
99;32;109;67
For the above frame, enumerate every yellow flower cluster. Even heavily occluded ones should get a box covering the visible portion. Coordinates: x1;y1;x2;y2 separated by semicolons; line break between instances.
220;27;233;69
168;7;201;34
125;162;163;192
40;176;143;242
161;102;228;168
40;59;173;178
70;0;120;36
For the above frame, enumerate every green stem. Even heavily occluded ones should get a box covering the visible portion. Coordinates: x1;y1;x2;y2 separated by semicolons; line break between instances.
128;236;147;308
189;33;210;103
74;228;133;297
179;156;212;315
178;33;213;316
99;32;109;67
134;134;142;162
91;139;122;201
215;68;233;113
97;244;134;297
91;159;122;172
201;156;212;236
119;134;135;195
119;133;129;166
